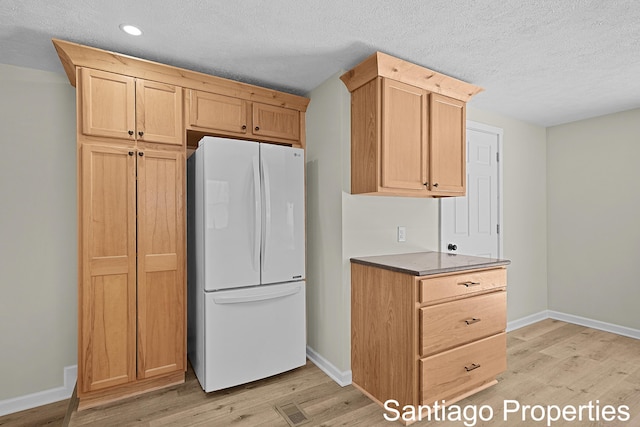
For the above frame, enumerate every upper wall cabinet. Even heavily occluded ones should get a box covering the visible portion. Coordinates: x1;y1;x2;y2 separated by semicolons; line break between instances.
80;68;183;146
187;89;301;145
341;52;483;197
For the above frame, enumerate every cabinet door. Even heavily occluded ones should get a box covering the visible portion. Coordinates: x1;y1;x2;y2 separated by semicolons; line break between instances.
252;102;300;142
381;79;428;191
136;80;183;146
189;90;248;135
136;149;185;379
80;68;135;141
80;144;137;393
430;94;465;195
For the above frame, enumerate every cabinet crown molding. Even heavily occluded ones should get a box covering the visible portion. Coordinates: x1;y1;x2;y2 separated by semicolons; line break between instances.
340;51;483;102
52;38;309;112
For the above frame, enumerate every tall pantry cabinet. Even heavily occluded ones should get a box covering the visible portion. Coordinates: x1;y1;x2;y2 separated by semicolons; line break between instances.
76;67;186;407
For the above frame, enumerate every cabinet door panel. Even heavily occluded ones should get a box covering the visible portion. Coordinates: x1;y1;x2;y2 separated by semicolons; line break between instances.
252;102;300;141
381;79;428;191
136;80;183;146
81;145;136;393
430;94;465;194
137;149;185;379
80;68;135;141
189;90;248;135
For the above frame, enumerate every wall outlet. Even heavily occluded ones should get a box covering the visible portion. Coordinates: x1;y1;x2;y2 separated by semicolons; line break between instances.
397;226;406;242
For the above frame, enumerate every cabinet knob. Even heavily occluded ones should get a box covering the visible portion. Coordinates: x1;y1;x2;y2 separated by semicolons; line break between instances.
448;243;457;251
255;126;260;131
128;151;134;156
128;130;134;136
138;152;144;157
241;125;247;130
423;182;428;186
433;183;439;188
138;131;144;137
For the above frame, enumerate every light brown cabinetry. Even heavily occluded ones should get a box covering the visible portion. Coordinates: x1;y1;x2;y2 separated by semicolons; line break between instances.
341;52;482;197
351;262;507;417
80;145;185;392
53;37;308;410
187;89;301;144
76;69;186;409
80;68;183;146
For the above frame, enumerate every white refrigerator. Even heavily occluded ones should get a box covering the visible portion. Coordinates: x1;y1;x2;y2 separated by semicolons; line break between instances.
187;136;306;392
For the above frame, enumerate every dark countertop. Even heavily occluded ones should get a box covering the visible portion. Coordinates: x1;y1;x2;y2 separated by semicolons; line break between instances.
350;251;510;276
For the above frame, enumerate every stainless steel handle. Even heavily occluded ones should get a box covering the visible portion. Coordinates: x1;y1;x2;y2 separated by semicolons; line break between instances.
464;318;481;325
465;363;481;372
458;281;480;287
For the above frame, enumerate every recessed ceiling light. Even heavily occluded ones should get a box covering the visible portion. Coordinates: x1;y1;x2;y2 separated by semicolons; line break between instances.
119;24;142;36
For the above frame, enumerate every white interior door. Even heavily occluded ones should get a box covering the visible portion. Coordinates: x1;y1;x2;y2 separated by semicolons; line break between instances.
441;121;502;258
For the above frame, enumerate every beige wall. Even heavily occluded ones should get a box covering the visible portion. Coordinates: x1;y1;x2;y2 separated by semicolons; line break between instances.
467;107;549;322
547;108;640;328
0;64;77;400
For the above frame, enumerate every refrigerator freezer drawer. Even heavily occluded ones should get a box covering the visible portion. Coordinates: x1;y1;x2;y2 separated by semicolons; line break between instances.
202;281;306;392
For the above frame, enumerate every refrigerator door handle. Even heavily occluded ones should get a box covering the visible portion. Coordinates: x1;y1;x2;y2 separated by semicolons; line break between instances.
252;156;261;273
262;158;272;270
213;285;301;305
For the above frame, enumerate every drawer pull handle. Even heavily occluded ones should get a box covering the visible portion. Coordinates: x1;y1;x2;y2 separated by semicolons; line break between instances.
465;363;481;372
459;281;481;287
464;317;481;325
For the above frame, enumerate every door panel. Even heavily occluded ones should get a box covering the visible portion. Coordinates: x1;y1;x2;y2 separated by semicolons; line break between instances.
381;79;428;191
260;143;306;284
252;102;300;141
441;124;500;258
137;148;185;379
136;80;183;146
199;137;261;290
189;90;248;135
430;94;465;194
80;68;135;141
81;145;136;392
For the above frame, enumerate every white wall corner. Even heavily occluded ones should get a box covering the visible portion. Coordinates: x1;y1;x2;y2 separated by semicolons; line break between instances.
306;346;352;387
0;365;77;417
506;310;550;332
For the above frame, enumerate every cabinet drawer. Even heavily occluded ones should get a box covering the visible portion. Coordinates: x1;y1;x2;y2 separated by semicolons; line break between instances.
420;333;506;405
420;268;506;305
420;291;506;356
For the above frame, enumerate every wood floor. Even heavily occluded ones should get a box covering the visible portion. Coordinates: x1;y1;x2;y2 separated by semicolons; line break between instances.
2;319;640;426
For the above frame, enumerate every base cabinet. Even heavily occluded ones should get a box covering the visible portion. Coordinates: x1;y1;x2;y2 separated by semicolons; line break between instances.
350;263;507;415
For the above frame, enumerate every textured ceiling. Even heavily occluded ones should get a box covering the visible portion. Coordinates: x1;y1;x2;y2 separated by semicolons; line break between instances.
1;0;639;126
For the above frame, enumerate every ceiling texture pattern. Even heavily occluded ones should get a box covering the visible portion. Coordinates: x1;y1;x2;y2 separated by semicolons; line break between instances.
1;0;639;126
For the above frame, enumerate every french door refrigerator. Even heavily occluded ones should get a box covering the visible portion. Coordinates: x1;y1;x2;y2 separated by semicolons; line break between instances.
187;136;306;392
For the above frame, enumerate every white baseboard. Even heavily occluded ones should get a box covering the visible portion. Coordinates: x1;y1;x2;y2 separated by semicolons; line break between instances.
507;310;640;340
548;310;640;340
507;310;550;332
306;346;352;387
0;365;77;417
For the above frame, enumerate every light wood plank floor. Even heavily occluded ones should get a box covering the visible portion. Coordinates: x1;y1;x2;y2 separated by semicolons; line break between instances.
2;320;640;426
